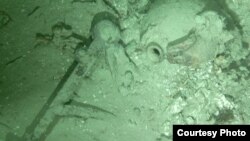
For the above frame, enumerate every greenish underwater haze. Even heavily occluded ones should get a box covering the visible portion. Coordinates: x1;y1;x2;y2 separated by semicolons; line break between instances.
0;0;250;141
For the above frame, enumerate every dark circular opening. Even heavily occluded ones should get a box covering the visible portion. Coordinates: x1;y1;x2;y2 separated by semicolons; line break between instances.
152;48;160;56
147;42;163;63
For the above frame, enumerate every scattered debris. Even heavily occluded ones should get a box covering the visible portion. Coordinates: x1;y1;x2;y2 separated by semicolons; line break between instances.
34;21;88;54
34;33;53;48
27;6;40;17
67;99;116;117
4;56;23;66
